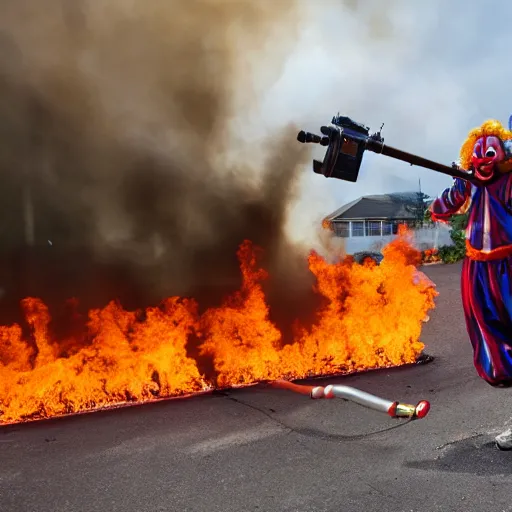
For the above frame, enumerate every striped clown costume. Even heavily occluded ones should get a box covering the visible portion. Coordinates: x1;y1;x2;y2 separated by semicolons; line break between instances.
430;119;512;389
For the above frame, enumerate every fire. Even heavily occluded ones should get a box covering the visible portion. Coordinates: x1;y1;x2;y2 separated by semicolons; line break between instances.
321;218;333;231
199;242;283;387
0;230;437;425
422;248;441;264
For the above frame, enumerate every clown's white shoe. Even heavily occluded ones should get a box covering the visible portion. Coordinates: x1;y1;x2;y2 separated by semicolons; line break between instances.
495;428;512;450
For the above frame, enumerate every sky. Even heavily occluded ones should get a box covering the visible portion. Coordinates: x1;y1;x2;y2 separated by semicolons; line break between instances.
1;0;509;257
241;0;512;245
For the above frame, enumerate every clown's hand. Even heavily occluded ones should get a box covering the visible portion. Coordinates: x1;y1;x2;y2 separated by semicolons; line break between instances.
429;176;471;223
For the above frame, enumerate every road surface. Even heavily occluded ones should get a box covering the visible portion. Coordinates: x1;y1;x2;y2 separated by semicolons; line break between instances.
2;262;512;512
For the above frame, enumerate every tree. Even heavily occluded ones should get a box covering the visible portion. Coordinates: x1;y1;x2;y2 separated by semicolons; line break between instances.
423;207;434;225
405;192;431;227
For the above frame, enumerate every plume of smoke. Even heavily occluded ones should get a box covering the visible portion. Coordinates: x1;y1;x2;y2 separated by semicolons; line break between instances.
1;0;494;329
0;0;317;320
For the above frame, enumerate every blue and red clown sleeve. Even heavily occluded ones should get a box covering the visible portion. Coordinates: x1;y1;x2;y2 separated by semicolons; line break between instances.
429;177;472;223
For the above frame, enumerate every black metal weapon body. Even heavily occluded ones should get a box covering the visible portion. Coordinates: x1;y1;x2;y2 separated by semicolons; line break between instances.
297;115;477;184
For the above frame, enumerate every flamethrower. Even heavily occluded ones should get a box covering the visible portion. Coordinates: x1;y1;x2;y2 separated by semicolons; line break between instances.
297;114;478;185
271;380;430;420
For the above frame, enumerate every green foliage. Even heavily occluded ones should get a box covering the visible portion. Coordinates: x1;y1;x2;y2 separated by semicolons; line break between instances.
437;213;468;264
405;192;432;227
450;212;469;231
437;242;466;264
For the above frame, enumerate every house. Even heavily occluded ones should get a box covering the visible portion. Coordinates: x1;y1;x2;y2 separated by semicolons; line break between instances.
325;192;452;253
325;192;423;238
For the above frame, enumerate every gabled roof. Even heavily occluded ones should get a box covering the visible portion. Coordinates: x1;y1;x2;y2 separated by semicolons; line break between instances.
324;198;361;221
326;192;423;221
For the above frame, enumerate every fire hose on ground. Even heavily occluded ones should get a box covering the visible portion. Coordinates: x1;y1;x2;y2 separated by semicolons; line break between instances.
270;380;430;420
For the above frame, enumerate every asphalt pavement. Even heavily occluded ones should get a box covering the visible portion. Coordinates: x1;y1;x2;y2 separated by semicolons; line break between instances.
2;262;512;512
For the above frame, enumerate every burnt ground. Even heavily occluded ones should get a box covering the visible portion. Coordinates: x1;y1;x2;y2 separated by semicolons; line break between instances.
2;262;512;512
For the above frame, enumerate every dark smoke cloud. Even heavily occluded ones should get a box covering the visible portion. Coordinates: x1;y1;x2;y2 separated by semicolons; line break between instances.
0;0;316;328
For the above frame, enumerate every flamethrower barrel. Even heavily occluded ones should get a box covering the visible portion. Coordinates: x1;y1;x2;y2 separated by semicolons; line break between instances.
297;130;330;146
364;138;476;183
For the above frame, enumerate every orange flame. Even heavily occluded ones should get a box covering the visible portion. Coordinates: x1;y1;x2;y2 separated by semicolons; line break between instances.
422;248;440;263
0;230;437;425
321;218;333;231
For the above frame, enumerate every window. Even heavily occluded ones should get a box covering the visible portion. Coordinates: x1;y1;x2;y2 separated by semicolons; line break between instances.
365;221;382;237
333;222;350;238
351;221;364;237
382;222;393;236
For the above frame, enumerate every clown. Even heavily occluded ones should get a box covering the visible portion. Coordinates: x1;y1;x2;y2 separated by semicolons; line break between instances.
430;119;512;450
